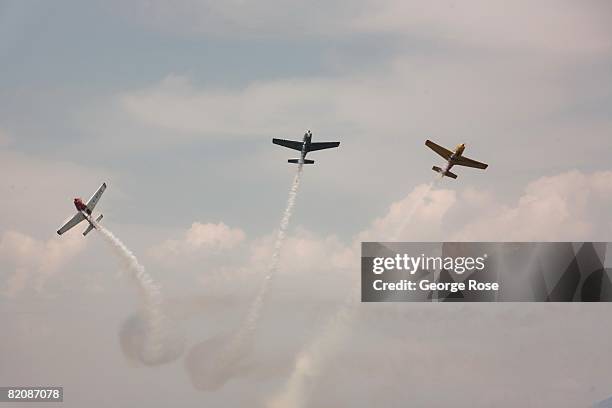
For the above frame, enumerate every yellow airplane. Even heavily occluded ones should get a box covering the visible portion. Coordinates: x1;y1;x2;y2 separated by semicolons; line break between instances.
425;140;488;179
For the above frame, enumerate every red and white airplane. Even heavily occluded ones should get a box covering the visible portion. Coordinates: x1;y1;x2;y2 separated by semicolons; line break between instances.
57;183;106;236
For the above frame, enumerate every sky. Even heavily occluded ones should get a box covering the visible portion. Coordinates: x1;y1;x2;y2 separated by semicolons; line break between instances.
1;1;612;406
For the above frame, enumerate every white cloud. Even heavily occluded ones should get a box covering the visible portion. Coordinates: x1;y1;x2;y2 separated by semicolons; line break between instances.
250;228;356;275
355;170;612;242
149;222;246;262
454;170;612;240
0;230;85;296
358;182;456;241
145;170;612;301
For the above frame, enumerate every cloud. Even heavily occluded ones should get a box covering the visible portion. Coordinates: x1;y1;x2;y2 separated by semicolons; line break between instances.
355;170;612;242
119;0;612;58
119;73;347;138
109;0;611;155
118;51;579;143
0;230;85;296
250;227;357;275
353;0;612;56
149;222;246;261
358;182;456;241
144;170;612;305
454;170;612;240
147;170;612;280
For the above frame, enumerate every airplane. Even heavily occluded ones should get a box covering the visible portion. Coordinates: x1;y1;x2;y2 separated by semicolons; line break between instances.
273;130;339;164
57;182;106;236
425;140;488;179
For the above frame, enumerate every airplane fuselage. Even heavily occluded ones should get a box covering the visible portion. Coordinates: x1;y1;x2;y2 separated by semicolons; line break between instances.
445;143;466;172
73;199;95;225
73;197;91;214
73;197;98;231
301;132;312;159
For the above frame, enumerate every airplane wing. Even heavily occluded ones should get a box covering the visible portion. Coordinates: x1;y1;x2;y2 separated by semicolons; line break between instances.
57;212;86;235
86;182;107;212
454;156;488;169
425;140;453;160
273;139;303;151
308;142;340;152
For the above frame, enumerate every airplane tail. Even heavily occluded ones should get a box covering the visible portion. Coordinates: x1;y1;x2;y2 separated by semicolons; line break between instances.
432;166;457;179
288;159;314;164
83;214;103;236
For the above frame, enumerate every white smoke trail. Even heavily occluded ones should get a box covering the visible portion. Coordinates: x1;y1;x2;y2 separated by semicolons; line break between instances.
392;180;438;240
94;221;174;364
269;177;442;407
210;154;306;386
246;160;304;330
267;288;358;408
